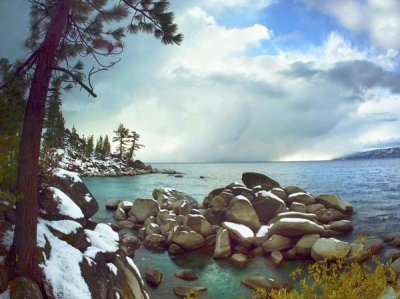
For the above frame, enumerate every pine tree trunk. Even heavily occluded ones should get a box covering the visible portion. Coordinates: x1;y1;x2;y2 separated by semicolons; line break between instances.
10;0;71;282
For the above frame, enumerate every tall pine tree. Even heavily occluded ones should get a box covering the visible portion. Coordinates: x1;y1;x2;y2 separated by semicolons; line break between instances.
94;136;103;159
0;0;182;281
102;135;111;159
85;135;94;158
113;124;129;159
43;80;65;148
126;130;145;161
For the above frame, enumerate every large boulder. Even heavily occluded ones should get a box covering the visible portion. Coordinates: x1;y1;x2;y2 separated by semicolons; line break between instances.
315;194;353;215
252;191;288;223
268;218;325;238
311;238;350;261
213;229;231;259
262;235;291;253
295;234;320;256
144;234;167;251
328;220;354;233
172;230;205;251
268;211;318;225
186;214;213;236
242;172;281;190
287;193;315;205
222;222;255;247
284;185;306;196
318;208;346;224
242;276;291;292
130;199;160;223
226;196;261;231
48;168;99;219
152;188;198;209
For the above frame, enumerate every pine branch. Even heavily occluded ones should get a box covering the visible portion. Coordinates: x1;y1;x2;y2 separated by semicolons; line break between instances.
52;66;97;97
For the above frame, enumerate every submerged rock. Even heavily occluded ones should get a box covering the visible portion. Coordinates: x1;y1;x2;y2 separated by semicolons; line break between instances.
145;268;162;287
175;270;198;281
230;253;250;267
173;286;207;298
242;276;291;292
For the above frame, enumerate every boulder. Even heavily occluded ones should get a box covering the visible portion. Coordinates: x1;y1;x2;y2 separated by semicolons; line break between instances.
113;208;127;221
152;188;198;209
390;258;400;275
295;234;320;256
131;198;160;223
172;230;205;251
384;248;400;261
315;194;353;214
318;208;346;224
209;195;229;212
226;195;260;231
175;270;198;281
384;232;400;247
168;244;185;255
242;172;281;190
159;219;178;235
346;243;367;263
306;203;326;214
270;188;287;202
287;192;315;205
254;225;270;246
262;235;291;253
48;168;99;219
105;199;121;210
186;214;213;236
271;250;283;266
311;238;350;261
145;223;161;235
144;234;167;251
230;253;250;267
173;286;206;298
213;228;231;259
252;191;288;223
222;222;255;247
242;276;291;292
328;220;354;233
121;235;140;255
116;220;135;229
289;202;306;213
268;218;325;238
268;211;318;225
117;201;133;212
361;237;384;256
145;268;162;287
284;185;306;196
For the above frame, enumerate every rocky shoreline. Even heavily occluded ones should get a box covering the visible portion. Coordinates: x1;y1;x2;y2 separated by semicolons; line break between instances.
106;172;400;296
1;169;399;298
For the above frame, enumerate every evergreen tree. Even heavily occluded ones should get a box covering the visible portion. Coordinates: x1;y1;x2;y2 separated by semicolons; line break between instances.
69;126;79;152
85;135;94;158
0;59;27;202
113;124;129;159
102;135;111;159
126;130;145;161
43;80;65;148
0;0;182;280
94;136;103;159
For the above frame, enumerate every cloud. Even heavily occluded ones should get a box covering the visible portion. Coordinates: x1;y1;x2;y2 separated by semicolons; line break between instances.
303;0;400;50
204;0;274;10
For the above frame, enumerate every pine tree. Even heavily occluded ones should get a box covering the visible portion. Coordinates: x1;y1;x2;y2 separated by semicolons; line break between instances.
113;124;129;159
69;126;79;152
43;80;65;148
126;130;145;161
85;135;94;158
0;0;182;281
94;136;103;159
102;135;111;159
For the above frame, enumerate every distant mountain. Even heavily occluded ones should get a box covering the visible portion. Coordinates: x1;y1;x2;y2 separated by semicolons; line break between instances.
339;147;400;160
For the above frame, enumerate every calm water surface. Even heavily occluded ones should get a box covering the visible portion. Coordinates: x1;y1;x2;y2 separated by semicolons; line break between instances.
84;159;400;298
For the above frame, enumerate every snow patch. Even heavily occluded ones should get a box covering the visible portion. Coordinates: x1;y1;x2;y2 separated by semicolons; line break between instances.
256;225;270;238
45;220;82;235
256;190;285;204
223;222;254;238
1;227;14;251
84;224;119;259
37;219;92;299
49;187;84;219
107;263;118;275
84;193;93;203
53;168;82;183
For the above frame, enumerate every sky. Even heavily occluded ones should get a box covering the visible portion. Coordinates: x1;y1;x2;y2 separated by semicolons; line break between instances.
1;0;400;162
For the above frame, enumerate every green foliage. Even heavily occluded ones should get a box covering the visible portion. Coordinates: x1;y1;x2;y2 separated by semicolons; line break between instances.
43;80;65;149
113;123;129;159
94;136;104;159
0;59;27;205
102;135;111;158
126;130;145;161
85;135;94;158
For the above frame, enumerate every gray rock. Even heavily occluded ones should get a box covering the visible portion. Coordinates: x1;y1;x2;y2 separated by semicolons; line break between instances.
252;191;288;223
226;195;261;231
242;172;281;190
213;228;231;259
131;198;160;223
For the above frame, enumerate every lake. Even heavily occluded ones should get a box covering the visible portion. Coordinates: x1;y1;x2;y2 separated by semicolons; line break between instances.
84;159;400;298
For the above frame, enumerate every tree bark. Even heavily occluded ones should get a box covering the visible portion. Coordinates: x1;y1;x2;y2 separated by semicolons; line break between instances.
10;0;71;282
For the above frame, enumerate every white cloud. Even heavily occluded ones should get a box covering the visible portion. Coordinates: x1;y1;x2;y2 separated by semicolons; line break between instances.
204;0;274;10
304;0;400;51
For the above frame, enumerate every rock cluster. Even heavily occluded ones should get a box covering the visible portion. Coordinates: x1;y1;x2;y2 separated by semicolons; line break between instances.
0;168;149;299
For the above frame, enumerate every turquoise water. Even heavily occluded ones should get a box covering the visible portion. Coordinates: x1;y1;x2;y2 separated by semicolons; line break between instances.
84;159;400;298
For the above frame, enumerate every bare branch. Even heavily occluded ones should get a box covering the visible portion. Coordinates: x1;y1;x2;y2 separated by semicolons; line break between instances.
52;66;97;97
